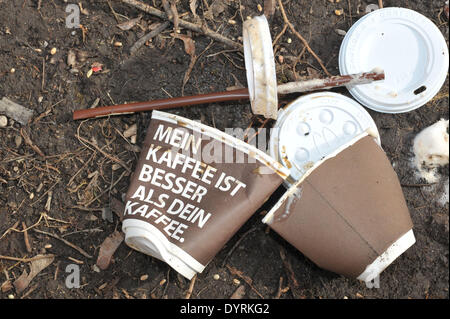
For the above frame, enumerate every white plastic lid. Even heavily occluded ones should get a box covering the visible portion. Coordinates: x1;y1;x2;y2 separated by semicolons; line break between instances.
339;7;449;113
269;92;381;185
243;15;278;119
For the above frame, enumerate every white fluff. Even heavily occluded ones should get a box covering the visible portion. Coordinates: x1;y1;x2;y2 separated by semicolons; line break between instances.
413;119;449;183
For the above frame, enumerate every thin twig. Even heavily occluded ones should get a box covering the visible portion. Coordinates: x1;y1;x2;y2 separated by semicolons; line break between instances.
0;254;55;263
76;122;130;173
22;222;32;253
378;0;384;9
33;229;93;258
226;265;264;299
107;0;121;23
121;0;242;50
272;24;288;48
130;21;170;55
170;0;180;32
277;0;331;76
279;247;300;292
221;226;258;267
83;169;127;207
184;274;197;299
20;128;45;157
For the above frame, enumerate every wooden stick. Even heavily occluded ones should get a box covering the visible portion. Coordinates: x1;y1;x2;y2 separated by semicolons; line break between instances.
277;0;331;76
0;254;54;263
378;0;384;9
184;274;197;299
33;229;92;259
277;70;384;94
121;0;242;50
22;222;32;253
130;21;170;55
73;71;384;120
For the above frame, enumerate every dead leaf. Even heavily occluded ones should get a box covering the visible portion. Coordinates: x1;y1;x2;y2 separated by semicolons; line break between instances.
264;0;276;17
110;197;125;221
13;254;55;294
96;231;124;270
117;16;142;31
171;33;195;57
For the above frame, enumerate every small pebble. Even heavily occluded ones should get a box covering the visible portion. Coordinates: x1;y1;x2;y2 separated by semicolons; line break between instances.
8;294;14;299
38;96;43;103
213;274;220;280
113;41;123;47
130;135;137;144
44;244;52;249
233;278;240;285
93;265;101;273
278;55;284;63
335;29;347;36
228;19;236;25
29;193;34;200
9;68;15;73
50;47;57;55
13;166;18;172
287;38;292;44
0;115;8;128
140;274;149;281
257;4;263;12
335;9;344;16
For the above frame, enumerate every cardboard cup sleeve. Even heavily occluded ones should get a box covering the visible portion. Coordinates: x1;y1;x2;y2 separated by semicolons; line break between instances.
263;133;415;282
122;111;290;279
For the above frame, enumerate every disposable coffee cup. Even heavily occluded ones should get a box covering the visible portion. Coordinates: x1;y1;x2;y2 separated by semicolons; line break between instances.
263;132;415;282
122;111;289;279
269;92;381;186
339;7;449;113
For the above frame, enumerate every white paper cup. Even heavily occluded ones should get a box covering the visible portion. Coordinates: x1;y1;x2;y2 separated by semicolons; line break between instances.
339;7;449;113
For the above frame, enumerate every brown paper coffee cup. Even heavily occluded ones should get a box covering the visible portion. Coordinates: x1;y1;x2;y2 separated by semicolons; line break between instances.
263;133;415;282
122;111;289;279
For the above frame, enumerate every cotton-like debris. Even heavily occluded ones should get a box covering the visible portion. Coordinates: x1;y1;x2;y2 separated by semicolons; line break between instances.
413;119;449;183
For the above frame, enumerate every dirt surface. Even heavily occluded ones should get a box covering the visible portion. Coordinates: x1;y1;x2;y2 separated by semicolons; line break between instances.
0;0;448;300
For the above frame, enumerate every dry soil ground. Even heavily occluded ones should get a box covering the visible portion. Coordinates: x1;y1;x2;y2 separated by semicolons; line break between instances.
0;0;448;299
